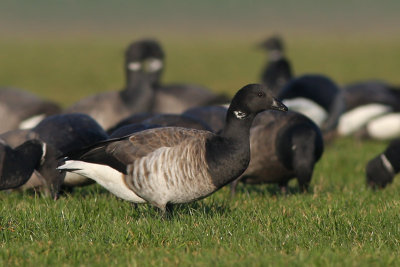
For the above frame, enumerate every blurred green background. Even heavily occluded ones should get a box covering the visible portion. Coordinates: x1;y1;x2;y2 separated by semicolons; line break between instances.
1;0;400;106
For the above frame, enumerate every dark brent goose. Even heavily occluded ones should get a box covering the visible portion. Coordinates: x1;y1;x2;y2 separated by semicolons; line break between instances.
122;39;228;114
108;113;213;139
366;139;400;188
109;124;161;139
0;114;108;198
0;138;45;190
258;35;293;95
58;84;288;213
107;113;156;135
257;36;345;133
64;41;158;130
230;110;323;195
343;80;400;111
183;106;228;133
277;74;345;133
108;113;212;140
0;88;61;133
338;81;400;138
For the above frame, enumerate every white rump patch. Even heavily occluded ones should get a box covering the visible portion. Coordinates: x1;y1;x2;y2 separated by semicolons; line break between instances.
128;62;141;71
366;113;400;140
338;104;392;136
19;114;46;129
58;160;145;203
63;172;93;187
283;98;327;127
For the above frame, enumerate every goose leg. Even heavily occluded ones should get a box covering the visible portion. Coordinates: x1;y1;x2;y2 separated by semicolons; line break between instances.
230;178;240;198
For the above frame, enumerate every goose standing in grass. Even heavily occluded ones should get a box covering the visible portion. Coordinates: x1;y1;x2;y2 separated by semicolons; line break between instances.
58;84;288;213
0;138;45;190
0;114;108;198
0;88;61;133
64;41;157;130
366;139;400;188
230;110;323;195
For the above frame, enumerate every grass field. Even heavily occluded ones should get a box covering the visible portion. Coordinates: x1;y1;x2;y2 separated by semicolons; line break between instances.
1;36;400;266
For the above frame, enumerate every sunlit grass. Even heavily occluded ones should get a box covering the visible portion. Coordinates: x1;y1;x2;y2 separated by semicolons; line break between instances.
0;37;400;266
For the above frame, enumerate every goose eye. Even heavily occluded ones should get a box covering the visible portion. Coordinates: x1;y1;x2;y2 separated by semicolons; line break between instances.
257;92;264;97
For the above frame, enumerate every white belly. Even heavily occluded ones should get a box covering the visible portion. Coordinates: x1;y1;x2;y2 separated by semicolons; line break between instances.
128;145;214;205
63;172;94;187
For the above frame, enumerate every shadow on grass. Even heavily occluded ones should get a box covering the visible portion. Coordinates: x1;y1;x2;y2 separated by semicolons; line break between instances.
232;183;312;197
132;201;232;220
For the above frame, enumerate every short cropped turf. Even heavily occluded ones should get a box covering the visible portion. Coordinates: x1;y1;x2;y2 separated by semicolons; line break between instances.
1;36;400;266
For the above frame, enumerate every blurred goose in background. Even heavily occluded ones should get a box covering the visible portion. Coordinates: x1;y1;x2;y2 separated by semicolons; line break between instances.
338;80;400;139
64;40;157;130
366;138;400;188
58;84;287;213
123;39;229;114
107;112;211;136
0;88;61;133
230;110;323;195
277;75;345;133
107;112;155;135
258;35;293;95
183;106;228;133
0;138;45;190
0;114;108;198
258;35;345;134
342;80;400;111
109;113;212;138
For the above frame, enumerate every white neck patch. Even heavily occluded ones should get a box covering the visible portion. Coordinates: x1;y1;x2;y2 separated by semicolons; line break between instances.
40;142;47;165
380;154;395;175
234;110;247;120
146;58;163;72
128;62;141;71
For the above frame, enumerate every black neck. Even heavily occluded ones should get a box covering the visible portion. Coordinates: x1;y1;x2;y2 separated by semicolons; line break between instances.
125;69;161;89
120;73;155;109
206;110;255;188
